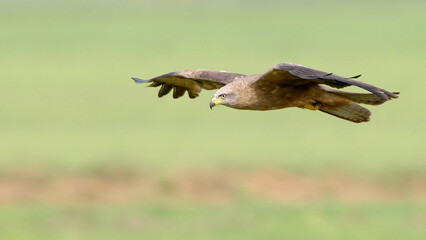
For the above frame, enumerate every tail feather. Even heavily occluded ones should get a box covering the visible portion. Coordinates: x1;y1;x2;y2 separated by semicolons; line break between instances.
317;87;399;123
320;103;371;123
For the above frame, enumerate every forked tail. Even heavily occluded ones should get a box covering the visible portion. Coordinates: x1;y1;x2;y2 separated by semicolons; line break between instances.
320;103;371;123
316;88;399;123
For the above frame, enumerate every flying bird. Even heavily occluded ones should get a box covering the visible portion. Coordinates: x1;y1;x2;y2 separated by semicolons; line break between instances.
132;62;398;123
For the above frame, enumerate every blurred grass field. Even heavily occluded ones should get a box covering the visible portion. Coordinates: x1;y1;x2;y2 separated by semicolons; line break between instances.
1;203;424;240
1;0;425;239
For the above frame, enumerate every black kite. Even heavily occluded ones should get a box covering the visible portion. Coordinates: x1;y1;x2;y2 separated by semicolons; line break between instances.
132;62;398;123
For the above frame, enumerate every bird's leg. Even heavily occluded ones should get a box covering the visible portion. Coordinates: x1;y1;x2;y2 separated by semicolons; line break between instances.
303;101;321;110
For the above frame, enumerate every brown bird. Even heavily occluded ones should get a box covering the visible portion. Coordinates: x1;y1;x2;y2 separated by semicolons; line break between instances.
132;62;399;123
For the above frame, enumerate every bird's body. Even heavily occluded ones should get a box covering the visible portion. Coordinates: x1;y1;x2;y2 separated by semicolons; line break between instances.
224;80;326;110
133;62;398;123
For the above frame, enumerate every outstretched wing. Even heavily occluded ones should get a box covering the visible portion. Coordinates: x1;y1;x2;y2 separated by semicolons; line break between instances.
132;70;245;99
252;62;398;101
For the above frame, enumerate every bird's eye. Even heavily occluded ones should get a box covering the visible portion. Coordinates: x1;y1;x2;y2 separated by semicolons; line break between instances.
219;94;226;99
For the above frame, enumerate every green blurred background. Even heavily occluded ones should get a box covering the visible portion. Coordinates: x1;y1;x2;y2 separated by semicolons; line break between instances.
1;0;425;239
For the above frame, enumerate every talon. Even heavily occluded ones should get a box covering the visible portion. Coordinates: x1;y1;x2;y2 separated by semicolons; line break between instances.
304;102;321;110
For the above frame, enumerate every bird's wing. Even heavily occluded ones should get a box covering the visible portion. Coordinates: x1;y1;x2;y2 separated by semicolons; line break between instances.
252;62;398;101
132;69;245;99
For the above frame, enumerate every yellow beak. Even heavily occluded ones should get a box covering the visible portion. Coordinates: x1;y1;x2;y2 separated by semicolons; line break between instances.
210;98;225;109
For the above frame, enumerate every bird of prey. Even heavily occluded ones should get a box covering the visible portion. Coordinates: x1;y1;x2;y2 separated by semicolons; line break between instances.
132;62;398;123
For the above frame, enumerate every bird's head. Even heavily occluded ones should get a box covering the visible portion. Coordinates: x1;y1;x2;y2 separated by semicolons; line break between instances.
210;86;238;109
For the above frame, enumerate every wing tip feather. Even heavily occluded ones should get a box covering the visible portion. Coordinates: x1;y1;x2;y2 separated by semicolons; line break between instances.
132;77;150;83
379;90;399;101
387;91;399;99
350;74;362;79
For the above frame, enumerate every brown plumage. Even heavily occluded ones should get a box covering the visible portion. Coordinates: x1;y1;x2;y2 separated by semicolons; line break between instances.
132;62;399;123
